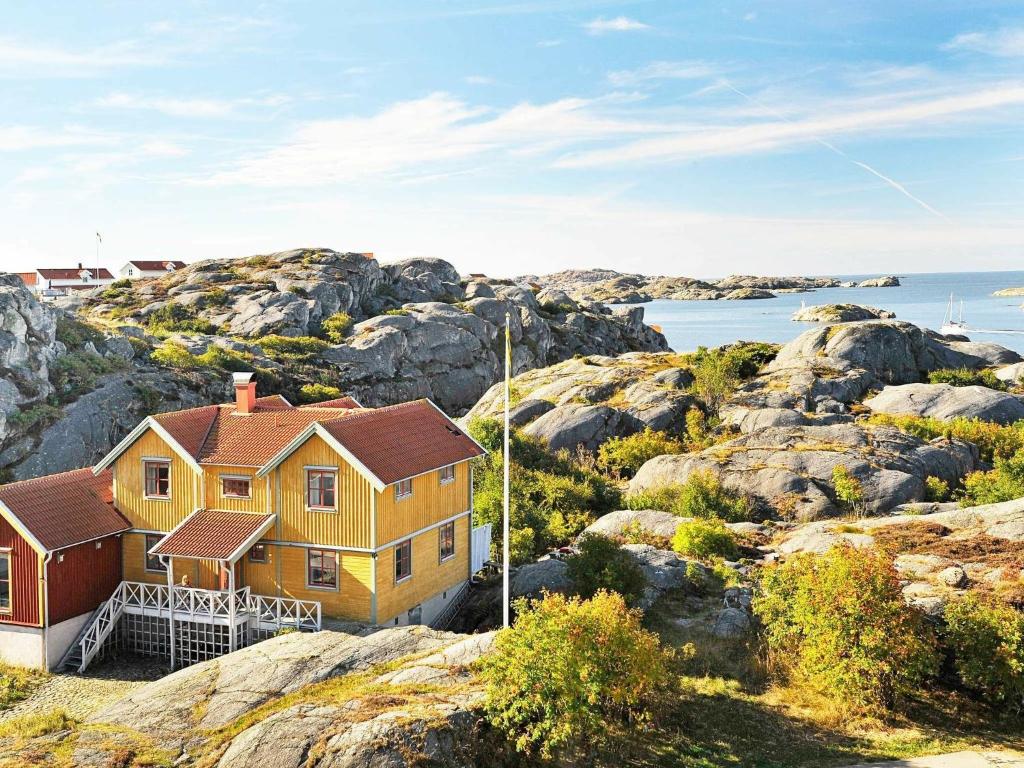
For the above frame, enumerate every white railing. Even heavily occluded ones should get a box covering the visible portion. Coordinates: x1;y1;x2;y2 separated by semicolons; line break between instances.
472;523;492;575
78;584;130;672
248;594;321;630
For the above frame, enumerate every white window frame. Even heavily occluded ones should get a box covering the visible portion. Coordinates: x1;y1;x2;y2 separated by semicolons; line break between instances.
439;464;456;485
305;466;338;512
439;521;455;563
394;539;413;583
144;533;167;574
394;478;413;501
306;547;339;591
249;543;268;563
142;457;172;501
0;550;11;614
220;474;252;500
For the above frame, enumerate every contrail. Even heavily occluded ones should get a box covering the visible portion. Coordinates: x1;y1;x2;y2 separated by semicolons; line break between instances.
720;80;947;219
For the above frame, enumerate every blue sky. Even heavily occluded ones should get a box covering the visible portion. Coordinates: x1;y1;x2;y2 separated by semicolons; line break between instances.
2;1;1023;277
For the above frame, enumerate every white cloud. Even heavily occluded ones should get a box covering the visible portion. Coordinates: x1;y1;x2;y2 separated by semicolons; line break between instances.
0;37;165;77
465;75;495;85
536;39;562;48
95;92;289;118
583;16;649;34
0;125;112;152
945;26;1024;57
607;60;716;86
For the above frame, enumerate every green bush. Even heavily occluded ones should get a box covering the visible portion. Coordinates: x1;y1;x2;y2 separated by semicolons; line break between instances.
943;595;1024;710
298;383;344;403
928;367;1006;391
150;341;199;369
924;476;951;503
754;545;940;711
672;517;739;560
255;334;329;361
146;303;217;334
959;451;1024;506
481;591;670;758
8;404;61;432
202;286;230;307
625;470;751;522
110;278;131;289
831;465;864;514
866;413;1024;463
151;341;253;372
321;312;354;343
566;534;646;605
597;428;685;477
50;351;122;403
55;315;104;349
688;350;740;414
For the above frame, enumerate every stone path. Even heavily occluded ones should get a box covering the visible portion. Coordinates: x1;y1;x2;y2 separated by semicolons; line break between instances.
0;655;167;722
851;752;1024;768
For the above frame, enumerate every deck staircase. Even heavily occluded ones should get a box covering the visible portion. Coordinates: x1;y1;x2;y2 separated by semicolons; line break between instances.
429;580;471;631
56;600;109;672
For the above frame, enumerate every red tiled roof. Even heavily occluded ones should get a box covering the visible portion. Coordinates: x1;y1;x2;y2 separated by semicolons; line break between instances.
299;396;360;409
0;469;129;552
255;394;293;410
321;400;484;485
153;405;219;460
151;509;273;560
196;406;349;466
126;260;187;271
37;267;114;280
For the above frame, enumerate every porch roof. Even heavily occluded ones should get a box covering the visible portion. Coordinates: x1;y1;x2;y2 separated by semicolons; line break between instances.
150;509;274;562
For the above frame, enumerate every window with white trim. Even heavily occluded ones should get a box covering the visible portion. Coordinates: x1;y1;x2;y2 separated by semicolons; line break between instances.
439;521;455;562
0;552;10;613
307;548;338;588
145;533;166;573
306;469;336;510
222;475;251;498
395;540;412;582
439;464;455;484
144;460;170;498
395;478;413;500
249;543;267;563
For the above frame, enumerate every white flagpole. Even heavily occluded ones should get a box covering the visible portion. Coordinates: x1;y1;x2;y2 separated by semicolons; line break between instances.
503;312;511;628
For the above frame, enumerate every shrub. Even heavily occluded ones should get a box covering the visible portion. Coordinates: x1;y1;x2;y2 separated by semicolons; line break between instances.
255;334;328;361
321;312;354;343
146;303;217;334
754;545;940;711
943;595;1024;710
481;591;670;758
959;451;1024;506
8;403;61;432
866;413;1024;463
298;383;344;403
566;534;646;605
928;367;1006;391
831;465;864;514
924;476;951;503
0;663;46;710
50;351;122;403
55;315;104;349
384;308;409;316
688;350;740;414
672;517;739;560
151;342;253;372
597;428;685;477
625;470;751;522
202;286;230;307
111;278;131;289
150;341;199;369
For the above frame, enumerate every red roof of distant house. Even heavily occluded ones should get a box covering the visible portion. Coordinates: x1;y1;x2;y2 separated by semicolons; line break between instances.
254;394;293;410
150;509;273;560
125;260;187;271
15;272;37;287
37;267;114;280
0;468;129;552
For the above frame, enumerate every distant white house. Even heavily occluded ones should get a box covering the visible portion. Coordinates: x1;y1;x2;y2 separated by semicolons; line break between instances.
118;260;187;279
17;265;116;300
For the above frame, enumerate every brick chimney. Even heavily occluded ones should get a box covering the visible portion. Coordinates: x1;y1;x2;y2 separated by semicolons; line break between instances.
232;372;256;414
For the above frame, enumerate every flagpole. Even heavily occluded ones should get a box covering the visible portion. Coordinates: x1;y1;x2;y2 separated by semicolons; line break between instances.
503;312;511;628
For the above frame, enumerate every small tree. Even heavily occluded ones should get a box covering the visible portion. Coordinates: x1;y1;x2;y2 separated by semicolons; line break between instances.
944;595;1024;711
597;428;685;478
754;545;939;711
482;591;670;758
689;351;739;415
831;465;865;515
672;517;739;560
566;534;646;605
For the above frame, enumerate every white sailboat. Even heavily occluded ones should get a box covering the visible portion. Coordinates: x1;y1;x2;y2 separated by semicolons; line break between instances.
941;293;968;335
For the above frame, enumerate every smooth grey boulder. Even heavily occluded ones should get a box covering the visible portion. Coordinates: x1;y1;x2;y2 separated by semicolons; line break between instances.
523;403;637;451
725;406;812;433
508;398;555;426
858;275;900;287
947;341;1022;366
621;544;697;609
712;607;752;638
864;383;1024;425
511;558;571;598
996;362;1024;384
582;509;682;541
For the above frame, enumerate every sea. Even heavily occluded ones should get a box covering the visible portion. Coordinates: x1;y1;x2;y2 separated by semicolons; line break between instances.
633;271;1024;356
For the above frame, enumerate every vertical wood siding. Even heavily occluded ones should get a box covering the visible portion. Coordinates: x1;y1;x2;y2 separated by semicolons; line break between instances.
113;429;198;531
122;532;197;586
278;436;372;549
48;535;122;625
241;545;279;596
0;514;41;626
203;466;269;512
277;545;373;621
375;461;469;545
375;515;469;624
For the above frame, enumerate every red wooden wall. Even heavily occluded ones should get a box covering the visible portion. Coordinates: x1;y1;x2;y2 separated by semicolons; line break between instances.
47;535;123;625
0;514;41;627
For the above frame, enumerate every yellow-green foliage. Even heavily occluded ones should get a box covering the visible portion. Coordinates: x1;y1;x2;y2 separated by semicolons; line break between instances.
0;708;76;739
960;451;1024;506
0;663;46;711
321;312;354;343
625;470;751;522
671;517;738;560
481;591;671;759
928;367;1006;391
867;413;1024;463
597;428;685;477
565;534;646;606
831;465;864;513
146;303;218;334
754;545;940;712
151;341;253;372
924;476;951;502
944;595;1024;710
255;334;328;361
298;383;343;403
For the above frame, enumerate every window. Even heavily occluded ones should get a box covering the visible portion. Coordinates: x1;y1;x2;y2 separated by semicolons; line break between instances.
0;552;10;613
144;534;166;573
307;548;338;589
144;460;170;498
395;540;412;582
306;469;336;510
221;475;251;499
439;522;455;562
395;478;413;500
249;543;267;563
439;464;455;484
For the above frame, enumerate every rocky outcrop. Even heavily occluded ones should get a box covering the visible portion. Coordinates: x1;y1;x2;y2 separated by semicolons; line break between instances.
995;362;1024;384
792;304;895;323
992;287;1024;297
511;558;571;598
723;288;775;300
864;383;1024;425
857;275;900;287
630;422;980;520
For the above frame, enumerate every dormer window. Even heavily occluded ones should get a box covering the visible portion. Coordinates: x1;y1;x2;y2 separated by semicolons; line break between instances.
144;459;171;498
395;478;413;500
221;475;251;499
